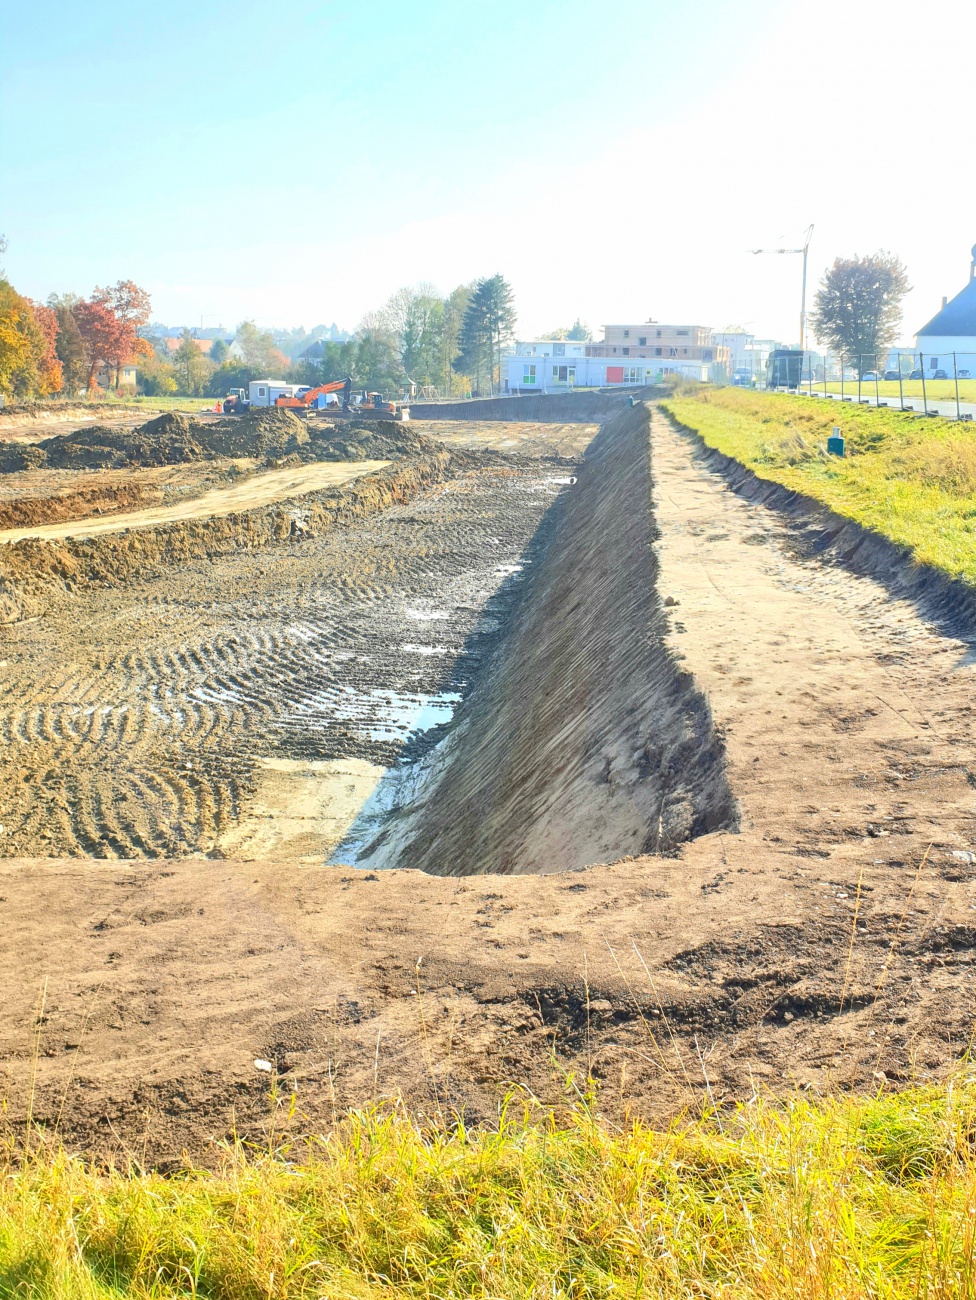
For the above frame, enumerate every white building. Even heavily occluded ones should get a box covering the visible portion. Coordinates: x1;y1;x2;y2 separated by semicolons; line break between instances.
249;379;304;406
505;337;711;393
915;244;976;372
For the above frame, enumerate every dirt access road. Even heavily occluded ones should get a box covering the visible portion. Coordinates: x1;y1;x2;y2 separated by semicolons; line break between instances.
2;407;976;1160
0;459;389;542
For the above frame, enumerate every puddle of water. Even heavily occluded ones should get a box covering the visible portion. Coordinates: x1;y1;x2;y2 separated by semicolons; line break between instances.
287;684;461;745
328;756;433;866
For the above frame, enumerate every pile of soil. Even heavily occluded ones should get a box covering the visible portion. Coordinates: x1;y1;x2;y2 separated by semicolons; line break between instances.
0;411;439;474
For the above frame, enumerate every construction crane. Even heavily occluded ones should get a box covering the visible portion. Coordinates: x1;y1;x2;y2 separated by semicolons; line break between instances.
750;224;814;352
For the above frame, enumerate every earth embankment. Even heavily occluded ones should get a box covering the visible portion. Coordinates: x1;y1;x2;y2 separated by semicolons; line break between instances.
408;391;649;422
348;404;737;874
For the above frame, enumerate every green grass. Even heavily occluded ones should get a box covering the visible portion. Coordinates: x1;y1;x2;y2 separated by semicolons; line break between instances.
822;380;976;401
662;387;976;584
3;1083;976;1297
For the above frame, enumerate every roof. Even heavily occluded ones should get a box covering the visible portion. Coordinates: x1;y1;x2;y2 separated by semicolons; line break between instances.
917;248;976;337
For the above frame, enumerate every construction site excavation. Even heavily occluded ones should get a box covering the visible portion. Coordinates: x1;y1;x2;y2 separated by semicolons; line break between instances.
2;392;976;1161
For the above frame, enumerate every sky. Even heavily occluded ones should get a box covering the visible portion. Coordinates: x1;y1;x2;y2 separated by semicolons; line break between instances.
2;0;976;344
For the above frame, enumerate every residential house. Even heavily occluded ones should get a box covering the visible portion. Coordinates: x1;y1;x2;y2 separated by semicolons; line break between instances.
914;243;976;374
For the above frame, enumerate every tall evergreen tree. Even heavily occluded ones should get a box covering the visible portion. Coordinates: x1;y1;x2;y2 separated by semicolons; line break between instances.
457;274;516;395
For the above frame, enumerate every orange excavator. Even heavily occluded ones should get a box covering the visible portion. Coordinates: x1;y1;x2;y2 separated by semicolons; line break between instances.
274;376;352;412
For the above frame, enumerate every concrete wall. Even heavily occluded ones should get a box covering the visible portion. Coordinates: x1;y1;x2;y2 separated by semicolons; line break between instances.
407;389;658;423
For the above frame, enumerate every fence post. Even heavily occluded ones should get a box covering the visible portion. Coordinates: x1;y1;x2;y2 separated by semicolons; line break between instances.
898;358;905;411
920;354;929;413
954;352;961;420
857;356;863;402
823;354;828;399
841;357;845;400
874;360;880;406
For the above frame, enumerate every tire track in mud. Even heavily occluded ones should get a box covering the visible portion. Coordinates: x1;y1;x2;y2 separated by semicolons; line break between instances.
0;464;575;859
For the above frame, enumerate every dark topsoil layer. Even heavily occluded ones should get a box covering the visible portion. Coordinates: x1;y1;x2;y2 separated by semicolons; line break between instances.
0;409;436;473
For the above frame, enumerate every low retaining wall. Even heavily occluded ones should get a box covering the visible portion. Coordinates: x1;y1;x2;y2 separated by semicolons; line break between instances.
408;389;660;423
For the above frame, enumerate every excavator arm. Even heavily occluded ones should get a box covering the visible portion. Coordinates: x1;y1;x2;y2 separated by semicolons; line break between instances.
275;377;352;410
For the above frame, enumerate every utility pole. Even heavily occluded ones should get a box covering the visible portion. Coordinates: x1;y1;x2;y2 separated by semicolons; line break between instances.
750;224;814;351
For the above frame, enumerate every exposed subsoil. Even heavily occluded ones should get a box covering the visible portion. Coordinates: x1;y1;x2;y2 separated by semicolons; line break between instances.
0;421;589;860
2;405;976;1163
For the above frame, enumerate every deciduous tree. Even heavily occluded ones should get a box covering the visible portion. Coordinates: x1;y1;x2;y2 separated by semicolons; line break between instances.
48;295;87;393
92;280;152;388
172;329;212;395
234;320;282;372
811;252;910;374
73;298;122;391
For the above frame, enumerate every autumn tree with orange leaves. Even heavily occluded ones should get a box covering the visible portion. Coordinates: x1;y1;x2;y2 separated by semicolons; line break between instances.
92;280;153;388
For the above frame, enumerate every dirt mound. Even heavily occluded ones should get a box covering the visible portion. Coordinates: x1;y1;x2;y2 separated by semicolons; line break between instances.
0;409;433;475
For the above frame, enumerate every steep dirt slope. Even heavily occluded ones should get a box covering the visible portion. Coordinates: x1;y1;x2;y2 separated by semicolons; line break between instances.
353;405;736;874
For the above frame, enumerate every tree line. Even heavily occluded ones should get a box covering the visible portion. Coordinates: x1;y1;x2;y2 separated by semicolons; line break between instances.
0;239;521;403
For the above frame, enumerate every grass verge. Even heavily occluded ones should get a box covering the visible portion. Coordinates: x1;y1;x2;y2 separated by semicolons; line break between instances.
662;387;976;584
3;1083;976;1297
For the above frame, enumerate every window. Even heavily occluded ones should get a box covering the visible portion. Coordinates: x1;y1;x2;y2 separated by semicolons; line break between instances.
656;329;662;338
552;365;570;381
553;343;565;356
702;348;713;361
623;367;643;384
638;336;647;346
622;347;630;356
258;387;266;396
677;329;689;336
669;347;677;357
623;329;630;338
930;357;938;369
655;347;662;356
522;364;536;384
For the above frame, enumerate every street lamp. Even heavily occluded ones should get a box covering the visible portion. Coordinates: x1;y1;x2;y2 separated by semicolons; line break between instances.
750;224;814;352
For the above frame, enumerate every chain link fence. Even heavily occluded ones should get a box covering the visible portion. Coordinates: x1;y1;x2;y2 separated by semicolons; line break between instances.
789;351;976;421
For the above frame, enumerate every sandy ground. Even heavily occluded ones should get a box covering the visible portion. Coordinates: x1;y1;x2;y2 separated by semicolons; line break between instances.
0;459;389;542
2;407;976;1160
412;420;598;458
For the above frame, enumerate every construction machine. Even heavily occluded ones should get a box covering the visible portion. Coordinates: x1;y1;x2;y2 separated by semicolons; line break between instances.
353;390;410;421
222;388;250;414
274;377;352;411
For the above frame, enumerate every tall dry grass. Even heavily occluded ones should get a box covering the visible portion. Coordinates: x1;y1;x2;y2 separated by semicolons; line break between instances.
3;1078;976;1297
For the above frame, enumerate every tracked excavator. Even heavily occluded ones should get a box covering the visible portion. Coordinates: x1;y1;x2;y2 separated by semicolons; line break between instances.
274;378;408;421
274;377;352;411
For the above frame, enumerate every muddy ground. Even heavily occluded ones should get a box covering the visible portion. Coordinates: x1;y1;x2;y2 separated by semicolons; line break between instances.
2;405;976;1162
0;419;593;860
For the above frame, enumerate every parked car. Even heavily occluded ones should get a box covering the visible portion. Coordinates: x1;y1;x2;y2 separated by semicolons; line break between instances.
959;369;971;379
909;369;923;379
933;369;949;380
884;370;901;380
861;371;878;382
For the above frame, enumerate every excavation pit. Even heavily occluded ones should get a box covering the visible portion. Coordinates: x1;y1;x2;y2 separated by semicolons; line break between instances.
0;406;736;872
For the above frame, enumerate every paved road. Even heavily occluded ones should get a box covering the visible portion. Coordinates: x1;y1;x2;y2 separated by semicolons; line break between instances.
793;389;976;421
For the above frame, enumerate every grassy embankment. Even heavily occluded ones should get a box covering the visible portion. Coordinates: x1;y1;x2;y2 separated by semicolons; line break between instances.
663;387;976;584
4;1083;976;1297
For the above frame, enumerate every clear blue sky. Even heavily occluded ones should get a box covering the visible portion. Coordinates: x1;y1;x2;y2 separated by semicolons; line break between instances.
3;0;975;341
